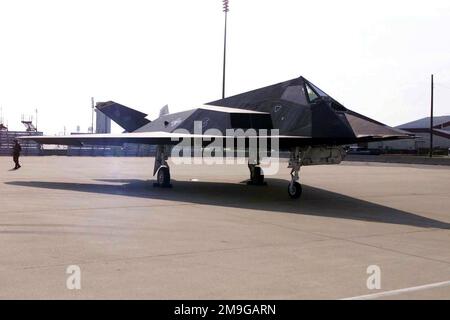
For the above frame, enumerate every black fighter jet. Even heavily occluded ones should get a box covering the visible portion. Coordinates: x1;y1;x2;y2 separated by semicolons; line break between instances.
21;76;411;198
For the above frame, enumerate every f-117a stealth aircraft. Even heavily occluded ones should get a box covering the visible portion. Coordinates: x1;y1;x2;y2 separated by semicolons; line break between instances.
21;76;411;199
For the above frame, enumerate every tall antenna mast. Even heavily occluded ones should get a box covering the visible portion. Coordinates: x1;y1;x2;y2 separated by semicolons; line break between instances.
429;74;434;158
222;0;229;99
35;108;38;132
91;97;95;134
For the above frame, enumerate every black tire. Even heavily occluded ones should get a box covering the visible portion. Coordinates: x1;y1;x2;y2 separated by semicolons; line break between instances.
157;166;171;186
288;181;302;199
251;167;265;185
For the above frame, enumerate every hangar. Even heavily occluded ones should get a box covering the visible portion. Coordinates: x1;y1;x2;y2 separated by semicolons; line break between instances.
368;115;450;152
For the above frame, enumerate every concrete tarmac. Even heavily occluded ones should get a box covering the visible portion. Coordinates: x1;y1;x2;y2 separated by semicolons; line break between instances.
0;156;449;299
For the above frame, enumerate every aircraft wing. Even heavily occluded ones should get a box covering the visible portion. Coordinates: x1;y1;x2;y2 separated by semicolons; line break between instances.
19;103;412;148
19;131;312;147
19;130;411;150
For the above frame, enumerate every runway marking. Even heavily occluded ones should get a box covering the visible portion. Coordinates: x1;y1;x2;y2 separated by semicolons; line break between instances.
342;280;450;300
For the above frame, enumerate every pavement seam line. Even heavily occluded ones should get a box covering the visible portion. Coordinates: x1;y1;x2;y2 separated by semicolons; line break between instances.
341;280;450;300
20;243;280;270
224;213;450;267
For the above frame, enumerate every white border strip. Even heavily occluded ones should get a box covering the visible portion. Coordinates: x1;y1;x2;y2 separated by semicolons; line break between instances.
342;280;450;300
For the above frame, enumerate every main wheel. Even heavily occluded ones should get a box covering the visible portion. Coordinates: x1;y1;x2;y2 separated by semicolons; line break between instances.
157;166;171;186
288;181;302;199
251;167;265;185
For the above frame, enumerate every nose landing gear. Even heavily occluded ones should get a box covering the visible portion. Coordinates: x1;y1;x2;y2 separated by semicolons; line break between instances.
153;145;172;188
288;179;302;199
288;147;303;199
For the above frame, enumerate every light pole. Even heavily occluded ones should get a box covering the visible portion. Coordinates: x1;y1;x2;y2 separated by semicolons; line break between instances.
429;74;434;158
35;108;38;132
91;97;95;134
222;0;229;99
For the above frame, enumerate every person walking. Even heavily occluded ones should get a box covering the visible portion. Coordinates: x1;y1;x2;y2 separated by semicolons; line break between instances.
12;140;22;170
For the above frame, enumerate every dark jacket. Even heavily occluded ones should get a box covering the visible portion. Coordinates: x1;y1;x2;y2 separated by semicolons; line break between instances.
13;143;22;156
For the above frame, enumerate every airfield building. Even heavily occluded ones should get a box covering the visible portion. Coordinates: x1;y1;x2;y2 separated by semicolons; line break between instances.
0;127;43;156
368;115;450;152
95;109;111;134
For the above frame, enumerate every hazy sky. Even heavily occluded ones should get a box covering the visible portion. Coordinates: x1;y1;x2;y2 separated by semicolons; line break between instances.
0;0;449;134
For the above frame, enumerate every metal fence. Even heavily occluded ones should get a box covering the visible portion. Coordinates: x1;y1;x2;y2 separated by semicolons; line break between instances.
0;130;43;156
0;131;156;157
67;144;156;157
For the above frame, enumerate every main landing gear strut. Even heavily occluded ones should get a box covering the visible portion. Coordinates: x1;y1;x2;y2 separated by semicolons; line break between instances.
152;144;305;199
153;145;172;188
288;147;303;199
247;163;267;186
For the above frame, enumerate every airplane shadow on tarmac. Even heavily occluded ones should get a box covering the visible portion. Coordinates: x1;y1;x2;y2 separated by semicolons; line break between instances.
5;178;450;230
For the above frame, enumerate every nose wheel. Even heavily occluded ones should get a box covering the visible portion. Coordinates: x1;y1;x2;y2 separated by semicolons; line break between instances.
288;181;302;199
287;147;304;199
